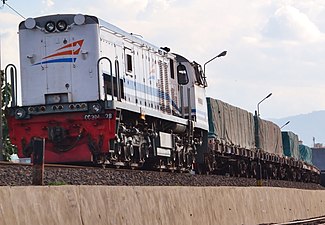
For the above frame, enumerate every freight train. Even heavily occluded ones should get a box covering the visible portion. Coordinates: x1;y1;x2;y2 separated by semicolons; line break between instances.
5;14;319;182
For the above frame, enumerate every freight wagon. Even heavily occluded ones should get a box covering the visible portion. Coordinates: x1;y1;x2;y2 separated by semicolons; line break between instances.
205;97;319;182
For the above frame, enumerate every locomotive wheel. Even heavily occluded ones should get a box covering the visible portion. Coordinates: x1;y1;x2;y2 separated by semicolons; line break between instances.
179;151;191;172
205;158;213;174
167;151;176;172
251;162;257;178
186;154;193;170
238;160;247;177
182;150;187;163
305;173;311;183
178;150;187;171
171;150;177;162
123;145;130;161
278;167;286;180
129;145;134;157
262;167;268;180
177;151;182;167
235;161;240;177
296;171;302;181
140;144;148;162
265;165;273;180
228;164;235;177
291;169;297;181
139;146;143;162
271;166;278;180
117;144;122;155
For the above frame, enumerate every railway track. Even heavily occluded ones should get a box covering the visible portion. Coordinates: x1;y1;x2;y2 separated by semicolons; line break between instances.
0;160;324;190
0;160;148;174
263;215;325;225
0;160;97;169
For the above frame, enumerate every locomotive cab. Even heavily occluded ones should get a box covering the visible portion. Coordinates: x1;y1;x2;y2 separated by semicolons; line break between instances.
176;63;189;85
175;54;209;131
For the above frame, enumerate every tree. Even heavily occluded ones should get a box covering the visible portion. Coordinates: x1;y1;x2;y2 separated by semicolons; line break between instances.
1;69;17;161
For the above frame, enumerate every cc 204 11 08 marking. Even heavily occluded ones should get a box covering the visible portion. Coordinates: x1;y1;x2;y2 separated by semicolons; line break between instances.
84;113;113;120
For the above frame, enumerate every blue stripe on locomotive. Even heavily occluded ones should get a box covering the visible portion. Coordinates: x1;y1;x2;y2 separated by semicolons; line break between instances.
123;77;181;113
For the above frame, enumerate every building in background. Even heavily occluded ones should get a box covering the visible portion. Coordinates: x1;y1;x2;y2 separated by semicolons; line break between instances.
312;147;325;186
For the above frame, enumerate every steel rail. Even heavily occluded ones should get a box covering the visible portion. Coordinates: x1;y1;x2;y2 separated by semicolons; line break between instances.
263;215;325;225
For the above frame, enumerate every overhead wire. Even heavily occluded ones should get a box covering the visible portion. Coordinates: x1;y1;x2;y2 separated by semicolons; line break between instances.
1;0;25;19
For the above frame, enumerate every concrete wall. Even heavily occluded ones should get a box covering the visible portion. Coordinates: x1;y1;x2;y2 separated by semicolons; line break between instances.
0;186;325;225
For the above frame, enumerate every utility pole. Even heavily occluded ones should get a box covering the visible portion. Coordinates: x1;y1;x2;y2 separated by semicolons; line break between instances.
255;93;272;186
32;138;45;185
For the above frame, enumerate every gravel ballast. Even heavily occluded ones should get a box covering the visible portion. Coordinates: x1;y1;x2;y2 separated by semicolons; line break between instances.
0;164;324;190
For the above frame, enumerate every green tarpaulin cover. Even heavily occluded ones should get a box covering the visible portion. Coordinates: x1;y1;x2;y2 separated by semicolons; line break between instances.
207;97;255;150
281;131;299;160
299;144;312;164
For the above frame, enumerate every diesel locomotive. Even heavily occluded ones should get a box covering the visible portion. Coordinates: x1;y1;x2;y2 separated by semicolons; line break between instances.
6;14;319;182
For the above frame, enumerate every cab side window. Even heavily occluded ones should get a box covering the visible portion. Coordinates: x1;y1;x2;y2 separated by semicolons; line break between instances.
126;54;133;73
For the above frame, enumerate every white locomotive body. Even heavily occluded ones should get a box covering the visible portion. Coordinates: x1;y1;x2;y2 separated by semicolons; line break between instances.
8;14;209;170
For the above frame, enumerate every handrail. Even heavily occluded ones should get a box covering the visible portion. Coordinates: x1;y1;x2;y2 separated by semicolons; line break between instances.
115;60;121;101
4;64;17;107
97;57;113;101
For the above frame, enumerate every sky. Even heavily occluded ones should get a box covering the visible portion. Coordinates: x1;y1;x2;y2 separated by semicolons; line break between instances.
1;0;325;121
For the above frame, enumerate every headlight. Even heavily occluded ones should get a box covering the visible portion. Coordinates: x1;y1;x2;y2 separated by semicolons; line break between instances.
25;18;36;29
45;21;55;32
56;20;67;31
91;103;102;113
15;108;26;119
74;14;85;25
28;107;35;112
40;106;46;112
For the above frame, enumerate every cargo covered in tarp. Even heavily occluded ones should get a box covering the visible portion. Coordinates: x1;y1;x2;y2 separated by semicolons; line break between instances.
281;131;299;160
255;117;283;155
207;97;255;150
299;144;312;165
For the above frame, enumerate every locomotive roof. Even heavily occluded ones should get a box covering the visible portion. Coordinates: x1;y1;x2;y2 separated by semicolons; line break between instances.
19;14;169;56
98;18;163;53
19;14;98;29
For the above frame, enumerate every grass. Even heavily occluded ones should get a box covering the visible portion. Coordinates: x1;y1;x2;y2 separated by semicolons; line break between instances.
48;180;67;186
